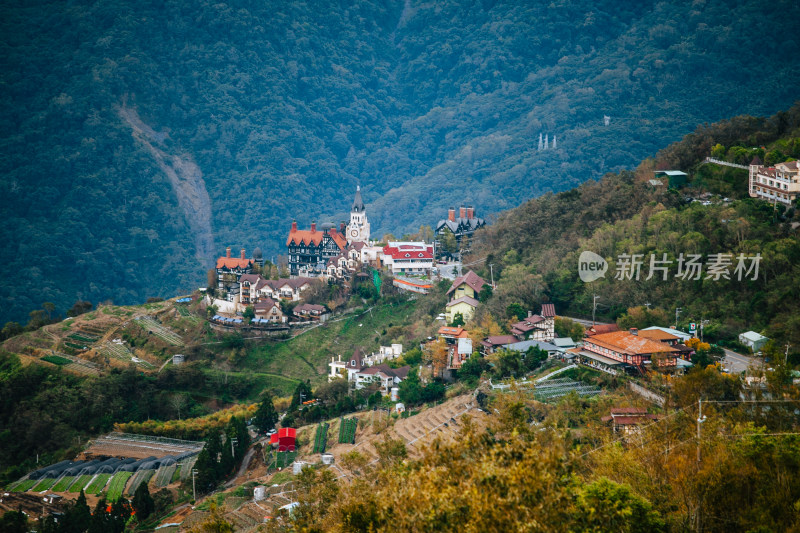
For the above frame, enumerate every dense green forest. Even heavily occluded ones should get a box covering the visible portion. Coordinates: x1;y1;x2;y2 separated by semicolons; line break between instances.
471;103;800;352
2;0;800;323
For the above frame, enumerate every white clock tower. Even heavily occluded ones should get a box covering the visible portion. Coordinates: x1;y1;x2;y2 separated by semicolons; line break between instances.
346;186;370;244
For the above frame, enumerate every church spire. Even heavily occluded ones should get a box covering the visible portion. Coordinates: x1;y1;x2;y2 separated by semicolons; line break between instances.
352;185;365;213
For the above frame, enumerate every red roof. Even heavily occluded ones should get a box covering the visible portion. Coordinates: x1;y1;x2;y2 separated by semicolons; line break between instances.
216;257;253;269
541;304;556;317
438;326;470;338
481;335;519;347
382;244;433;260
287;225;347;250
447;270;487;296
585;324;619;336
587;331;677;355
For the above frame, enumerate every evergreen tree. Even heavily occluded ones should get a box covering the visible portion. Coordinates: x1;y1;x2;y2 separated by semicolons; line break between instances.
132;481;155;521
253;391;279;434
0;509;28;533
109;497;131;533
88;498;109;533
290;380;313;411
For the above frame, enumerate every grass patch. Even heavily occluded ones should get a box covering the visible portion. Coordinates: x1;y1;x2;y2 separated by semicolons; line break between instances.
42;355;71;365
52;476;76;492
171;465;182;483
245;300;417;385
269;470;295;486
106;472;132;502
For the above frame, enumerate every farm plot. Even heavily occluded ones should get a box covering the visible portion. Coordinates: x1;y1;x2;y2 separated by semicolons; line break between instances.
135;316;183;345
85;474;111;495
106;472;132;502
68;474;93;492
126;469;154;495
41;355;71;366
179;457;198;481
338;417;358;444
10;479;37;492
170;465;182;483
176;305;200;323
99;342;134;363
32;478;57;491
51;476;76;492
530;378;601;402
153;465;176;488
312;422;329;453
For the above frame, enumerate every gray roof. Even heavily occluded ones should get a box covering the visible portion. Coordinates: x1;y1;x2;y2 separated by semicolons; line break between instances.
436;217;485;234
552;337;577;348
740;331;767;342
503;340;560;352
352;186;365;213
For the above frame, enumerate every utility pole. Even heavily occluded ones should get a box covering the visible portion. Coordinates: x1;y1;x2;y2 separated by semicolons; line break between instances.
675;307;682;330
786;343;791;366
696;398;706;463
231;437;238;458
592;295;600;326
644;302;651;310
489;264;495;288
192;469;198;502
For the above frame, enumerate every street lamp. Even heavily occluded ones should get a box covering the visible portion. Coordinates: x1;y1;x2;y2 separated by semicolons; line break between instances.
192;469;198;502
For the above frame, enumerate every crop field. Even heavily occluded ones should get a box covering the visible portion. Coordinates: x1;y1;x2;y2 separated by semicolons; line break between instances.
68;474;93;492
51;476;76;492
41;355;71;365
126;469;154;495
179;457;197;481
153;465;176;488
135;316;183;345
171;465;182;483
32;478;57;491
10;479;37;492
85;474;111;494
99;342;134;363
106;472;132;502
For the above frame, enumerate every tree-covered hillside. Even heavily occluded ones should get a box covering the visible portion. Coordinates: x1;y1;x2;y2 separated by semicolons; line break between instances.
471;104;800;352
2;0;800;323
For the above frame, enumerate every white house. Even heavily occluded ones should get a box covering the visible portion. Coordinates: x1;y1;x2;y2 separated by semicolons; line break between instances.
739;331;768;352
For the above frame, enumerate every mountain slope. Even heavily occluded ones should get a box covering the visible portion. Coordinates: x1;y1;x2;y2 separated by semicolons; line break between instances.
2;0;800;323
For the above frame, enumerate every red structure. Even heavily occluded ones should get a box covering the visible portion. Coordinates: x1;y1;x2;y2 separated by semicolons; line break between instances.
270;428;297;452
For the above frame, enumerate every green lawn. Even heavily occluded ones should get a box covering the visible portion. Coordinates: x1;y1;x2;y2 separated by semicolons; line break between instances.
42;355;71;365
106;472;132;502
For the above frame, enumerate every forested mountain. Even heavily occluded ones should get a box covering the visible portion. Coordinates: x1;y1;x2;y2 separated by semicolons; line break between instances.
471;104;800;352
2;0;800;323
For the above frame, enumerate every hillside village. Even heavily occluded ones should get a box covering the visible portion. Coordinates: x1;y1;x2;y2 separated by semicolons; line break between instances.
3;131;800;531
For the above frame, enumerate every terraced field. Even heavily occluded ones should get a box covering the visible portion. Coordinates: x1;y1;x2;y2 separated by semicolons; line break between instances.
106;472;132;502
10;479;37;492
126;469;154;495
68;474;93;492
51;476;75;492
32;478;57;491
153;464;176;488
85;474;111;495
135;316;183;345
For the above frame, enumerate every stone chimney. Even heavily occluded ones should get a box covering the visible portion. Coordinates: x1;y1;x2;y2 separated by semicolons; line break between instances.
459;206;466;219
291;221;297;233
467;206;474;219
311;222;316;233
226;247;231;258
629;328;638;336
448;207;455;222
240;249;246;260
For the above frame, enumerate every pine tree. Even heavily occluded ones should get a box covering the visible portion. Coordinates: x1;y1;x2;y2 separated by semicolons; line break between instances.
254;392;278;434
132;481;155;521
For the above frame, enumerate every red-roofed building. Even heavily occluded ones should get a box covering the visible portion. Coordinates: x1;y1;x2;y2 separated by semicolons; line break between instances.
382;242;434;276
510;305;557;342
287;221;349;277
270;428;296;451
254;298;285;323
216;247;255;302
601;407;660;437
581;329;678;374
480;335;520;355
437;326;472;369
585;323;620;336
